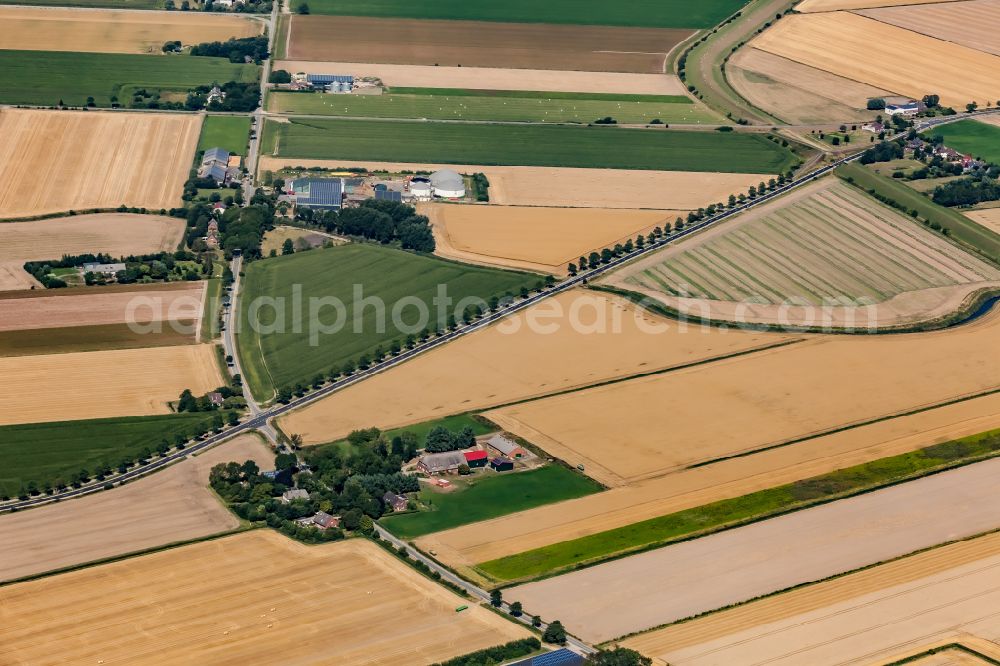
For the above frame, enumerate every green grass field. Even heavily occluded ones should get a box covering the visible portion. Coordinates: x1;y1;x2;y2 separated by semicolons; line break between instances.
198;115;252;156
924;119;1000;165
0;51;258;107
236;244;540;400
262;118;795;174
300;0;745;28
838;162;1000;263
477;427;1000;583
268;91;716;125
380;465;601;539
0;413;221;497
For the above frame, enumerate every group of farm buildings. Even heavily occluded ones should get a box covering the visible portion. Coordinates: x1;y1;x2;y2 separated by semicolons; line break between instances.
281;169;466;212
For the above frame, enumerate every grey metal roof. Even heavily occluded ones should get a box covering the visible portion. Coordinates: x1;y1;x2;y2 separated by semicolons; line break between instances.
487;435;520;455
375;189;402;202
293;178;344;208
307;74;354;84
202;147;230;164
200;163;228;183
420;451;465;472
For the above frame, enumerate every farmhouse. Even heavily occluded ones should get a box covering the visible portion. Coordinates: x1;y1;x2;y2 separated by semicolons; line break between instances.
282;489;310;502
312;511;340;529
862;121;884;133
886;102;921;117
430;169;466;199
382;491;408;512
287;178;344;211
82;262;126;275
487;434;526;459
418;451;466;475
464;450;488;468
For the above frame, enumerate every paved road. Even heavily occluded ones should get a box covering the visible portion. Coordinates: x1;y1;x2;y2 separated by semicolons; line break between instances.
241;1;278;203
508;456;1000;644
373;525;595;655
2;109;995;516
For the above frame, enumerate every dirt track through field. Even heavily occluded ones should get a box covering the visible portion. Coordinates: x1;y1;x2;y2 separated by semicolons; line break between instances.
0;7;261;54
425;204;681;274
0;109;200;219
279;289;794;443
0;213;185;291
508;456;1000;644
260;158;766;210
752;12;1000;107
275;60;684;94
858;0;1000;56
288;16;690;73
624;530;1000;665
0;282;203;331
419;388;1000;570
0;343;221;425
0;434;272;583
0;531;530;665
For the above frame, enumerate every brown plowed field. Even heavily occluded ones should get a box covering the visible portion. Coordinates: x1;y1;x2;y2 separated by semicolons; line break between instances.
419;388;1000;570
260;158;765;210
0;7;261;54
0;213;184;291
485;309;1000;488
287;16;690;73
858;0;1000;56
0;282;204;332
0;343;222;425
622;530;1000;666
509;457;1000;644
728;47;891;123
0;531;530;665
752;12;1000;107
796;0;966;11
425;204;681;275
0;434;272;583
0;109;200;219
275;60;684;94
278;289;794;443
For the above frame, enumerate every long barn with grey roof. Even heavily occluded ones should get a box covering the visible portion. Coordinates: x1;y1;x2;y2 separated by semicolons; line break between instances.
289;178;344;211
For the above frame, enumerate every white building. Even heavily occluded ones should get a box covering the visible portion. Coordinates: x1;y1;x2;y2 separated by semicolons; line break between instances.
885;102;920;117
409;177;432;200
430;169;465;199
82;262;126;275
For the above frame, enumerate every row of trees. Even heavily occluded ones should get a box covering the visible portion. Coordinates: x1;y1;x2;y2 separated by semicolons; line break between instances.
423;425;478;453
190;36;269;64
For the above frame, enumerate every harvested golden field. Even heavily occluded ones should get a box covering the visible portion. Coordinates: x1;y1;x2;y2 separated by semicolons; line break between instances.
425;204;680;274
858;0;1000;56
600;178;1000;329
287;16;690;73
622;531;1000;666
274;60;685;95
0;213;185;291
728;47;890;123
752;12;1000;108
418;388;1000;570
0;531;530;665
485;310;1000;487
0;434;272;583
0;343;221;425
0;109;200;219
279;289;794;443
0;7;261;54
0;282;204;332
966;208;1000;235
260;158;765;210
796;0;966;10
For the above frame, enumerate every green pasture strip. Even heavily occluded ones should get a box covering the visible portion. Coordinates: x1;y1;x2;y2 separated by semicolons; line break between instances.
198;115;252;155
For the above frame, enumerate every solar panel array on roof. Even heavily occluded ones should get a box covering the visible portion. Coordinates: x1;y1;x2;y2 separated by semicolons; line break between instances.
510;649;584;666
375;189;402;203
306;74;354;84
203;147;230;164
294;178;344;210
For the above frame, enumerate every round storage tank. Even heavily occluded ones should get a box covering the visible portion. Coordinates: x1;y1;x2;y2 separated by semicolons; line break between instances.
430;169;465;199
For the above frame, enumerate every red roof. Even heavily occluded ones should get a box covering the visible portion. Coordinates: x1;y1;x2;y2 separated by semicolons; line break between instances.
464;450;488;462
